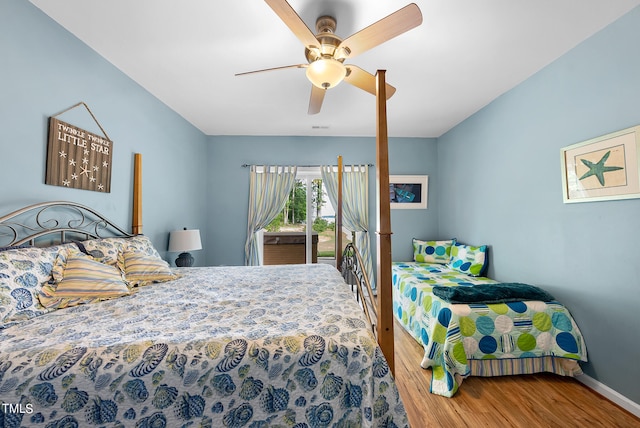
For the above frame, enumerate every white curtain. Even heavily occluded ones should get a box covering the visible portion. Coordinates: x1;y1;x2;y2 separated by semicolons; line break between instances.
321;164;375;289
245;165;297;266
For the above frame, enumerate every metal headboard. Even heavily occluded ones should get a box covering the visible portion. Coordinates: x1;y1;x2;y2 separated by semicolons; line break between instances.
0;201;134;247
341;243;378;337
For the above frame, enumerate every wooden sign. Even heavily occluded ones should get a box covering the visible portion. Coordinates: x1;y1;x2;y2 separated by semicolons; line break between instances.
45;117;113;192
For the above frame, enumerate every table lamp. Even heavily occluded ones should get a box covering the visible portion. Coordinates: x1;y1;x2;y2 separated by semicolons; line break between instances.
168;228;202;267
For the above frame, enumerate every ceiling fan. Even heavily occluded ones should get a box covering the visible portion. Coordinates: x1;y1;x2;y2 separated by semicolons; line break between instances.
236;0;423;114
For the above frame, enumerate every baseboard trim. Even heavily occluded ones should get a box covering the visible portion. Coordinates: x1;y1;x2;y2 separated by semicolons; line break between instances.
577;374;640;418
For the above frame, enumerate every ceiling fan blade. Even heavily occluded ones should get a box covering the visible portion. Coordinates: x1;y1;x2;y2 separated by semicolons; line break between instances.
344;65;396;99
308;85;326;115
265;0;320;50
235;64;307;76
335;3;422;60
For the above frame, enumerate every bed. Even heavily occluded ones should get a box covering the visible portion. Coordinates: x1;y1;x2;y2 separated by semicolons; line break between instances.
391;238;588;397
0;202;409;427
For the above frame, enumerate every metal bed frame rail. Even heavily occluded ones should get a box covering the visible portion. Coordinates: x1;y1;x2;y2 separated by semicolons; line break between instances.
341;242;378;337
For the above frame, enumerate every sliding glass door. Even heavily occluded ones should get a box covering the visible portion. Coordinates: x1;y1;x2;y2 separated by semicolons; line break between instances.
264;167;349;264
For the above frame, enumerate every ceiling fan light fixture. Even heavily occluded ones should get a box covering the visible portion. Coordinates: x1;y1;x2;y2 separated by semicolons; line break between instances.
306;58;347;89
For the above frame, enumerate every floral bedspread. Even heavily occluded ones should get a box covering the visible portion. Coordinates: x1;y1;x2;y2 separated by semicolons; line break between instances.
392;262;587;397
0;264;408;427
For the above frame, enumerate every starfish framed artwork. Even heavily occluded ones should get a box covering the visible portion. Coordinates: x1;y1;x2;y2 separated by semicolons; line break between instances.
561;125;640;203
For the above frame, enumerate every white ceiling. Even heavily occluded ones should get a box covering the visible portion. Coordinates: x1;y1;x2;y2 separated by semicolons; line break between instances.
30;0;640;138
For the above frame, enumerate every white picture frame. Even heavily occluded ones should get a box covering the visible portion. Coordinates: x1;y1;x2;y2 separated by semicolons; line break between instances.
390;175;428;209
561;125;640;203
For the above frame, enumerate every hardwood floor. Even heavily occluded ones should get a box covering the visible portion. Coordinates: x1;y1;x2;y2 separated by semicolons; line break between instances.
392;320;640;427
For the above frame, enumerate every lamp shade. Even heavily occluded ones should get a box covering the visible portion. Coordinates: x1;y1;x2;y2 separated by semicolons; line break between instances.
306;58;347;89
168;229;202;252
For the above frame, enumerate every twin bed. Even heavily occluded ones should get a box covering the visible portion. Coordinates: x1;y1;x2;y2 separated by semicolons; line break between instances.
390;239;587;397
0;202;408;427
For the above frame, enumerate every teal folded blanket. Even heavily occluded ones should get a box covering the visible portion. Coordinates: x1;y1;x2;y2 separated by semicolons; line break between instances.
432;282;555;304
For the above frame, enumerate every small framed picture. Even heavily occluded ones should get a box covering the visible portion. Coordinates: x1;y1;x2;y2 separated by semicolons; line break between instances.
561;125;640;203
390;175;428;209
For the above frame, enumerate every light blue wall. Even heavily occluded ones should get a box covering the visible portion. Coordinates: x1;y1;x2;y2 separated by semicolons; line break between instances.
1;0;209;265
438;6;640;404
206;136;437;267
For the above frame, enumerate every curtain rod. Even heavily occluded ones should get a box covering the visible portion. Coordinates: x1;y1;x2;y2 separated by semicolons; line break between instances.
241;163;373;168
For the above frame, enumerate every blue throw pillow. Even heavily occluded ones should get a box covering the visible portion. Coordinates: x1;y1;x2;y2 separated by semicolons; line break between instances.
447;241;488;276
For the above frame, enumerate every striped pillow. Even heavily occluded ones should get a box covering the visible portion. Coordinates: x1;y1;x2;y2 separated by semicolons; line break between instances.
118;249;177;287
50;248;129;298
37;287;115;310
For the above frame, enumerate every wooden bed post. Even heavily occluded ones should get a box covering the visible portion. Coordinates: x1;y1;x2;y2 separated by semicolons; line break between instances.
375;70;394;374
336;155;343;271
132;153;143;235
